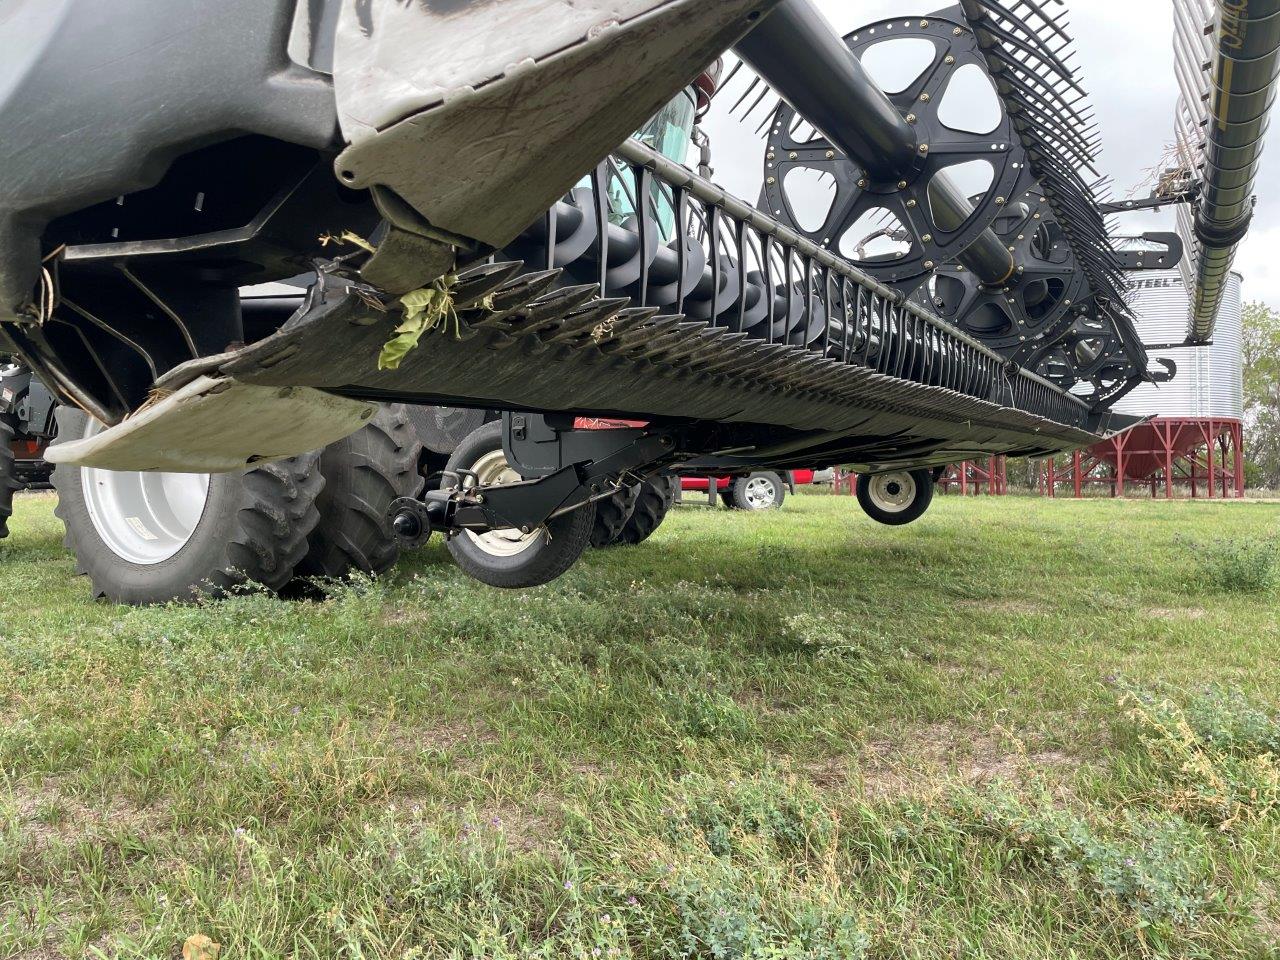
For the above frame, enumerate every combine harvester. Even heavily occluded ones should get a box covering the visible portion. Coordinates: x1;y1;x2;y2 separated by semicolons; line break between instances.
0;0;1274;601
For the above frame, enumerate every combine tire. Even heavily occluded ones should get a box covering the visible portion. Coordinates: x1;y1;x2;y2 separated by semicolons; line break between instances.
51;407;323;604
444;421;594;588
856;469;934;526
728;472;786;510
613;475;677;546
294;404;425;581
0;416;18;539
590;483;640;548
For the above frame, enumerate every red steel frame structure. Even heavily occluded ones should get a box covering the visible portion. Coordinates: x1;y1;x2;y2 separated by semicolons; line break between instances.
936;457;1008;495
1039;416;1244;499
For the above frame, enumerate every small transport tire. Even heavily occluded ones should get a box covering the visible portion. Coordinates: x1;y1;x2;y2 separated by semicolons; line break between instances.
0;416;20;539
50;407;324;604
613;474;677;546
590;482;640;548
729;471;786;511
855;468;934;526
293;404;425;581
444;421;594;588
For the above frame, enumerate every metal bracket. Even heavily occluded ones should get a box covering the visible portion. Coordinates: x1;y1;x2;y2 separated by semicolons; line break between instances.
388;413;682;543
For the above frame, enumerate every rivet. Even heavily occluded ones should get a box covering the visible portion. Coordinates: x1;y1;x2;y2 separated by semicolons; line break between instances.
897;180;908;189
825;150;835;159
924;260;935;269
922;233;933;242
920;93;931;102
918;143;929;154
906;113;917;123
995;196;1006;204
767;176;776;184
944;55;956;64
953;26;963;35
906;198;917;207
920;19;929;27
857;178;868;188
789;151;798;160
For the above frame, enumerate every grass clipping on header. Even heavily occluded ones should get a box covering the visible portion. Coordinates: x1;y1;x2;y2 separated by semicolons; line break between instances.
319;230;464;372
379;275;461;371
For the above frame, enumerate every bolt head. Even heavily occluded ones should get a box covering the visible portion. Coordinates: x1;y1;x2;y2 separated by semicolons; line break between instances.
897;180;908;189
857;178;868;188
906;198;917;207
944;55;956;64
953;26;963;35
922;233;933;242
995;196;1006;205
825;150;835;159
789;151;798;160
920;93;931;102
767;176;776;184
924;260;935;269
918;143;929;154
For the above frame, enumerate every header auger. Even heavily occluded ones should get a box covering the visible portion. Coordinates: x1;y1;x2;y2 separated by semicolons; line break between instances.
0;0;1275;594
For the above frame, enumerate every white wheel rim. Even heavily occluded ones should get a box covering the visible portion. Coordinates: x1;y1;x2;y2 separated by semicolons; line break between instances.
743;476;777;509
80;420;211;565
462;448;543;558
867;472;916;513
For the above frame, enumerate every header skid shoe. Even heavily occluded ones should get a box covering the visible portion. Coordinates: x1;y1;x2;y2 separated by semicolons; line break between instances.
332;0;779;249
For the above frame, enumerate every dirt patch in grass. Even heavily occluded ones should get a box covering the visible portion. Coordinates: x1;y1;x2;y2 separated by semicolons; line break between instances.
7;777;169;850
851;723;1078;800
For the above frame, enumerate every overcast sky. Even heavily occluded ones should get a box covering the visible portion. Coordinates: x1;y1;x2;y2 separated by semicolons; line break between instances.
702;0;1280;308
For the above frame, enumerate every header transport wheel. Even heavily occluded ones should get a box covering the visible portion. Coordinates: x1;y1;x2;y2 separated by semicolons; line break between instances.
443;421;595;588
856;469;934;526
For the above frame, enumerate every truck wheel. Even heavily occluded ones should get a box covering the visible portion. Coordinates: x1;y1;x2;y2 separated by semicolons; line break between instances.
729;472;786;510
612;475;677;546
51;407;323;604
293;404;425;581
855;469;934;526
0;416;19;539
444;421;594;588
590;482;640;548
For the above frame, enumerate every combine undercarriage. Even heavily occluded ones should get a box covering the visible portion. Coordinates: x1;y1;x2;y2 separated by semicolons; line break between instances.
2;0;1253;598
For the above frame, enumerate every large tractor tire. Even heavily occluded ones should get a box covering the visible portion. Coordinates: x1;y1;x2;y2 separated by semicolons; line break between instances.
0;416;19;539
590;483;640;548
443;421;595;588
612;475;677;546
51;407;323;604
293;404;425;581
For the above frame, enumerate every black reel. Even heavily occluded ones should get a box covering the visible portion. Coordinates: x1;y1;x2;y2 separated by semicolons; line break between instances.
922;175;1089;363
1028;308;1142;408
760;12;1021;286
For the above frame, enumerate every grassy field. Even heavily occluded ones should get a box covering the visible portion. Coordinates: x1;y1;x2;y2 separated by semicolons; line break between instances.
1;490;1278;959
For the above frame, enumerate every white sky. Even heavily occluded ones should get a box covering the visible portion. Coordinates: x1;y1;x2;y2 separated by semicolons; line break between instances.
700;0;1280;308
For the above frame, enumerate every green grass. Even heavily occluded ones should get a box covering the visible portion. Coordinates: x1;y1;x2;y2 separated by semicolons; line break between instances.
1;490;1279;959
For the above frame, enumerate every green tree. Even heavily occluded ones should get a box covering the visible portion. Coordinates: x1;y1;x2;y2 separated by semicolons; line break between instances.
1242;301;1280;488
